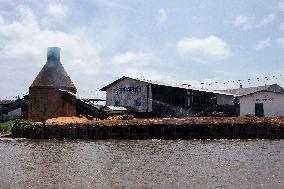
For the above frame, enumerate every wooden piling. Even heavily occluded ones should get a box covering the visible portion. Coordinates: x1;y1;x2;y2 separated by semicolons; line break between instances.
42;122;284;140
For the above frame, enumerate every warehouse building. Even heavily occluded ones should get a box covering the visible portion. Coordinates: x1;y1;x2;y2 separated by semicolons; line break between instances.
101;76;236;117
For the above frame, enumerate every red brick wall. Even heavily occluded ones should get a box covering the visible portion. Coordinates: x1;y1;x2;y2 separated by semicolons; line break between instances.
28;87;76;122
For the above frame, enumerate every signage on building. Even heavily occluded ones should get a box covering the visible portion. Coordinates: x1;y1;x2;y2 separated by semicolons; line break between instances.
253;98;273;102
115;86;142;95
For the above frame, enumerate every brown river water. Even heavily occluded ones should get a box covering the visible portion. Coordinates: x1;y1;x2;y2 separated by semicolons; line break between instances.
0;139;283;189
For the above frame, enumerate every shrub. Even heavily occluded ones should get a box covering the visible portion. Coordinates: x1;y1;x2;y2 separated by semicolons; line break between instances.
0;120;14;133
12;119;45;138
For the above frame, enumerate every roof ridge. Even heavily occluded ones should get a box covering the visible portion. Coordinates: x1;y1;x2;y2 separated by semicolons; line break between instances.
216;83;282;96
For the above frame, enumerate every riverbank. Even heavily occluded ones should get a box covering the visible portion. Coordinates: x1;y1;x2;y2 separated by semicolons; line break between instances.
46;116;284;126
3;117;284;139
43;116;284;139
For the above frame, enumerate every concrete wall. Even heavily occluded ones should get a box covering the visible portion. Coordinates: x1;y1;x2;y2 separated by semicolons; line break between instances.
29;87;76;122
106;78;152;112
240;91;284;116
216;94;235;105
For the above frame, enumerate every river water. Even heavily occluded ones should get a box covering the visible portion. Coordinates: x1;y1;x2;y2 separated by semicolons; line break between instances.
0;139;283;189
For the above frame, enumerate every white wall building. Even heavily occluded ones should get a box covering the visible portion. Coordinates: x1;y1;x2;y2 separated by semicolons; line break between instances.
217;84;284;117
101;77;153;113
239;91;284;117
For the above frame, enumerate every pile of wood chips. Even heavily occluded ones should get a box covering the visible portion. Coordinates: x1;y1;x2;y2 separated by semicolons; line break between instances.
106;114;135;120
46;116;97;125
45;115;284;127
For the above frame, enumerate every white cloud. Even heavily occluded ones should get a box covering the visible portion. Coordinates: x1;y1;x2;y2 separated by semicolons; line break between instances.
42;3;69;28
124;68;175;84
176;35;232;60
279;2;284;12
278;37;284;45
47;3;69;19
0;0;14;5
280;22;284;31
97;0;134;11
234;15;249;26
0;6;102;87
156;8;168;24
233;15;253;30
234;13;276;29
0;6;39;39
256;39;272;51
0;15;4;24
111;51;155;66
257;14;276;27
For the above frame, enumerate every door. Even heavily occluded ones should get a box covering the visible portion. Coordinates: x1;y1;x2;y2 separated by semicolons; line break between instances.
255;103;264;117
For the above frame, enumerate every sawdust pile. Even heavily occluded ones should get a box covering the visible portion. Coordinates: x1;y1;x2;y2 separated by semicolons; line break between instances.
106;114;135;120
46;116;96;125
45;115;284;127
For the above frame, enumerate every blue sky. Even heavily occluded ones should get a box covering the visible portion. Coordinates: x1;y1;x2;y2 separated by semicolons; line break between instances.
0;0;284;99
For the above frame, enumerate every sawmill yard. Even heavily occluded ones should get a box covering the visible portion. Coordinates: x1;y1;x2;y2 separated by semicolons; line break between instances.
45;115;284;127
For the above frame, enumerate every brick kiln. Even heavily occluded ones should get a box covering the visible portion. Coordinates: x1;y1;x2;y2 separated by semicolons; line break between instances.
29;47;77;122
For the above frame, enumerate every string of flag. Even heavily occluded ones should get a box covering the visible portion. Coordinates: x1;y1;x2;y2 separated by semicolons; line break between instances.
1;73;283;100
200;73;283;87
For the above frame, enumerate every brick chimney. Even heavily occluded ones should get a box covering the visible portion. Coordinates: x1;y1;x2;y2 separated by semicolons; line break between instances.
28;47;77;122
47;47;61;62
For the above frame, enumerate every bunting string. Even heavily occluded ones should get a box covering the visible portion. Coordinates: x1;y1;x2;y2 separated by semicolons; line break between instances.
1;73;283;100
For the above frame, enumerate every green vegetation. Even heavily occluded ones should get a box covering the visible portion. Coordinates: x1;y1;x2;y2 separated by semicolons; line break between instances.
0;119;45;138
0;120;14;134
11;119;45;138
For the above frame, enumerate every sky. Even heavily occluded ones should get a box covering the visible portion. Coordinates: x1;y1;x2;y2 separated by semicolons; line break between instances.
0;0;284;99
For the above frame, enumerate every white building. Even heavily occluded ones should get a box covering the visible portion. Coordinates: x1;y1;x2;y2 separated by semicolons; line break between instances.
239;91;284;117
217;84;284;117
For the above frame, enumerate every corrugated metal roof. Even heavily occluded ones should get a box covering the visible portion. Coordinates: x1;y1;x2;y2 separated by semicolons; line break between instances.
100;76;235;96
216;84;283;97
0;100;15;105
239;90;284;97
103;106;129;111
